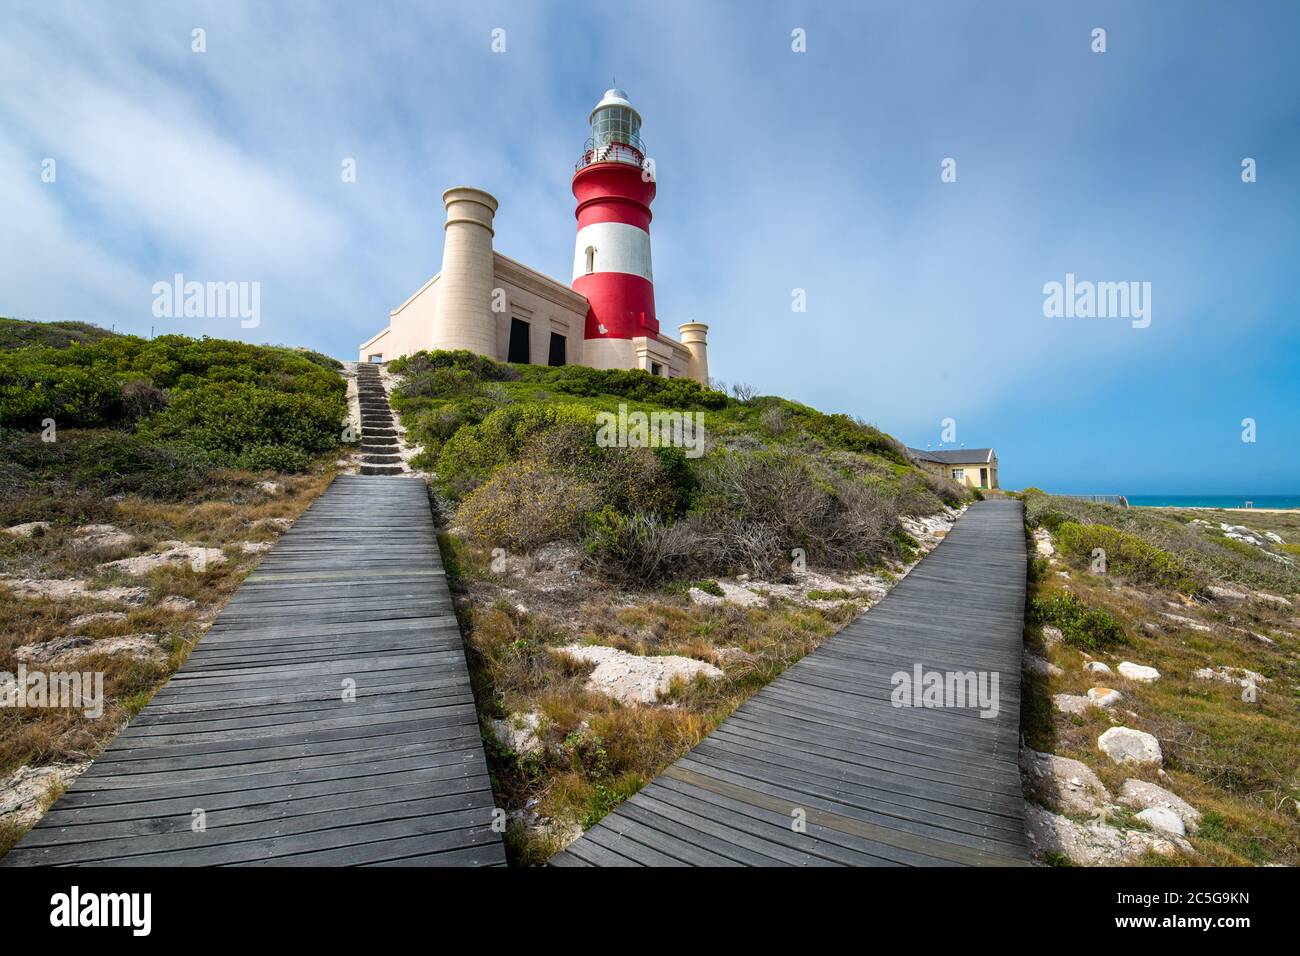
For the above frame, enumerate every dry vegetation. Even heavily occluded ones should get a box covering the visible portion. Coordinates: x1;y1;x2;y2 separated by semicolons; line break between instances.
1018;492;1299;866
443;533;933;865
0;467;336;856
0;318;350;856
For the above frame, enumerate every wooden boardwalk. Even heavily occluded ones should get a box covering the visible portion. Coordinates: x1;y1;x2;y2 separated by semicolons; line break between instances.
4;475;504;867
551;499;1030;867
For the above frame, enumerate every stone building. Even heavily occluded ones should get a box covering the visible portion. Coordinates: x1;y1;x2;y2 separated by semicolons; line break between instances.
359;89;709;384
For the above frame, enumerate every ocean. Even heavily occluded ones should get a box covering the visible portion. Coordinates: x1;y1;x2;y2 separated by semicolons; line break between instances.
1125;495;1300;510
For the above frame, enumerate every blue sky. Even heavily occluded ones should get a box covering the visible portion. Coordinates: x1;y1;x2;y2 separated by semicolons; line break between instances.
2;1;1297;494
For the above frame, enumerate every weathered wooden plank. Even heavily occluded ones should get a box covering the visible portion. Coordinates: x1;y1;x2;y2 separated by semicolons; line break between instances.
551;499;1031;867
3;474;502;868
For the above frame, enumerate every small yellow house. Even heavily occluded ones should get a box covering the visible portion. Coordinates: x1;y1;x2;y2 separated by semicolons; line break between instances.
908;447;999;490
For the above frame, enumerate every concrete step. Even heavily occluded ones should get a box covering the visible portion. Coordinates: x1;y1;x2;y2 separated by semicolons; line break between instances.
363;454;403;465
360;464;405;476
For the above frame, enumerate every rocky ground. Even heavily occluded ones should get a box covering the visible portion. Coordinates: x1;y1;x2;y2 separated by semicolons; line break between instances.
455;504;966;862
0;471;334;855
1019;522;1299;866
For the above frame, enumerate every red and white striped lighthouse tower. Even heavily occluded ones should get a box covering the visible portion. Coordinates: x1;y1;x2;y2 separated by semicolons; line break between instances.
571;88;658;370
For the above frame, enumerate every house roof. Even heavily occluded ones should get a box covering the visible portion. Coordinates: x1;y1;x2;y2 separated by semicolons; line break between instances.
908;447;995;465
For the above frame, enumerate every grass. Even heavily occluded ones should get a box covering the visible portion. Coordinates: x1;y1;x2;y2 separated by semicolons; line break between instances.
0;468;336;780
381;350;975;864
440;526;873;865
0;319;351;854
1019;500;1299;866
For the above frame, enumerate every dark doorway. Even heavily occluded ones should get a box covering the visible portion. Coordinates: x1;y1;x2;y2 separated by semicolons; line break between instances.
650;362;662;377
508;318;530;364
980;467;989;488
548;332;566;366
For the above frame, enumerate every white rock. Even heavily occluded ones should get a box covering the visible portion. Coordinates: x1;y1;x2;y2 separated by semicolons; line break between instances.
0;763;89;828
1118;662;1160;683
73;524;134;549
240;541;274;554
1118;779;1201;834
1024;804;1181;865
556;644;723;705
1020;748;1110;815
69;611;128;628
258;481;283;495
13;633;164;666
1098;726;1163;766
3;521;50;538
1033;528;1055;557
1136;807;1186;837
1207;584;1250;602
1041;625;1064;649
489;712;544;758
1087;687;1121;707
0;576;147;605
1254;592;1292;607
1158;612;1212;633
1052;694;1092;716
1193;666;1269;689
1085;661;1113;675
688;580;764;608
98;545;226;576
158;595;198;613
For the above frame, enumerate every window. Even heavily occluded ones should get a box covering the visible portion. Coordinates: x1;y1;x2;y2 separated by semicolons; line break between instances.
508;318;530;364
650;362;662;377
584;246;595;274
979;467;989;488
592;106;641;148
548;332;566;367
951;468;965;481
368;354;383;363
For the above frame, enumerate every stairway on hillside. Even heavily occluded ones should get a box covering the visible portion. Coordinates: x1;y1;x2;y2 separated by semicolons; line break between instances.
356;363;406;476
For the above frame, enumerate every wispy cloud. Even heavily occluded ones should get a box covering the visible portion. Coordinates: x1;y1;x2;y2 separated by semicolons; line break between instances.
1;0;1296;491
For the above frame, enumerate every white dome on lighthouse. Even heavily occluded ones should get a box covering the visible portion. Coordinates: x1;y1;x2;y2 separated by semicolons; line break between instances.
590;88;641;124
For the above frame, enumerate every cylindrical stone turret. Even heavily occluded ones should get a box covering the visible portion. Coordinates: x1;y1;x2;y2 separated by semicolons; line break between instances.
434;186;499;357
677;322;709;386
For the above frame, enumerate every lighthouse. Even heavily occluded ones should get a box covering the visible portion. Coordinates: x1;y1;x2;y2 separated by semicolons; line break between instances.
571;88;660;372
359;87;709;384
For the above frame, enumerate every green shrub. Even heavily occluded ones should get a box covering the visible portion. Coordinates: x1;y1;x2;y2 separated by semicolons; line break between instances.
233;444;311;472
138;382;341;471
437;402;598;495
1029;592;1128;651
390;349;519;382
1055;521;1201;592
0;331;345;434
537;365;728;410
459;461;600;551
0;359;125;428
520;423;692;520
0;430;216;500
0;317;120;350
